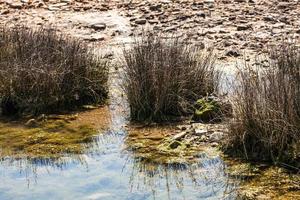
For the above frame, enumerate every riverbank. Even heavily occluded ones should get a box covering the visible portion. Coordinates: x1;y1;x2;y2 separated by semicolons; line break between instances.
0;1;299;199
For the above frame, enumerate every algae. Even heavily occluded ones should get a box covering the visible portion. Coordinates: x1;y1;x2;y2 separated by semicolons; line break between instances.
125;125;206;164
0;107;110;159
193;98;222;122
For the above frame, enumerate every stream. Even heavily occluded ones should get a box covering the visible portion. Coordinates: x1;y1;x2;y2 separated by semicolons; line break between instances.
0;58;240;200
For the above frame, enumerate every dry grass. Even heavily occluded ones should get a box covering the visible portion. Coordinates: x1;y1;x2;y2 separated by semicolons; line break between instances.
225;43;300;169
0;26;108;116
122;32;219;122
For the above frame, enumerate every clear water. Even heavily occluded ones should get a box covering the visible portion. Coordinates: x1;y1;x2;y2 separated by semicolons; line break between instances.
0;131;238;200
0;54;239;200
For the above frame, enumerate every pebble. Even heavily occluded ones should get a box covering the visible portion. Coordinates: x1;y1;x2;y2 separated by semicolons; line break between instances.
135;18;147;25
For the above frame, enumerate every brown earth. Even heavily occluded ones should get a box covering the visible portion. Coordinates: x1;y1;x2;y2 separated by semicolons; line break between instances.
1;0;299;59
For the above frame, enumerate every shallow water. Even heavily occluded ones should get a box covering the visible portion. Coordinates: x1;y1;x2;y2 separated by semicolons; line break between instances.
0;66;241;200
0;133;238;200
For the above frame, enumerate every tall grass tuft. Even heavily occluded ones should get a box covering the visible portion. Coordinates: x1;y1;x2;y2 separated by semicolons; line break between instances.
123;33;219;122
0;26;108;116
225;43;300;169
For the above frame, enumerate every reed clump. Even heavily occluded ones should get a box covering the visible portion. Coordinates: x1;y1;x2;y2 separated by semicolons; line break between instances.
225;43;300;169
0;26;108;116
123;33;219;122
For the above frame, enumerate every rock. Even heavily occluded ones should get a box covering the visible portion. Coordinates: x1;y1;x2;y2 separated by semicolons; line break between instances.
148;19;159;24
83;34;105;42
169;140;181;149
210;142;219;147
199;135;208;142
88;23;106;31
48;6;60;11
176;125;190;131
149;4;161;11
196;12;206;18
173;131;188;141
25;119;38;127
0;9;10;15
192;96;232;122
8;2;23;9
237;24;252;31
209;131;224;142
277;2;290;10
194;129;207;136
164;25;178;32
135;18;147;25
192;97;222;122
226;49;241;57
37;114;46;121
204;0;214;4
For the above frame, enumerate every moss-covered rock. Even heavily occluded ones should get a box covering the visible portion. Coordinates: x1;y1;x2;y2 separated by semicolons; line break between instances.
192;96;232;122
193;97;221;122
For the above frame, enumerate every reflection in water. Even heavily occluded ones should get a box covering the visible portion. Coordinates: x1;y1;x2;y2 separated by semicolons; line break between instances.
0;128;239;200
126;156;238;200
0;56;240;200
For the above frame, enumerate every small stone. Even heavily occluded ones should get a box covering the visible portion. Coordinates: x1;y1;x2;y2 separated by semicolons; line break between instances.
48;6;60;11
199;135;208;142
209;131;224;142
148;19;159;24
25;119;38;127
237;24;252;31
1;9;10;15
135;18;147;25
149;4;161;11
210;142;219;147
194;129;207;136
204;0;214;3
88;23;106;31
169;140;181;149
196;12;206;18
85;35;105;42
226;49;241;57
8;2;23;9
173;131;188;140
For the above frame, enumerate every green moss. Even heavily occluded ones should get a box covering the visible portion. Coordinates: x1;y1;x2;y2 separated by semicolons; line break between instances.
193;98;222;122
0;119;98;159
125;127;202;164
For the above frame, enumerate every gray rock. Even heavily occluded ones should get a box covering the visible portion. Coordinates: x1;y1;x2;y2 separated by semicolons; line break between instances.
135;18;147;25
89;23;106;31
226;49;241;57
25;119;38;127
8;2;23;9
84;34;105;42
199;135;208;142
209;131;224;142
194;129;207;136
173;131;188;141
237;24;252;31
211;142;219;147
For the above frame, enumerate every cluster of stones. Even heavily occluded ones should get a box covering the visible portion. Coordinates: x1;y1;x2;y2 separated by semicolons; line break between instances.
119;0;300;57
1;0;299;57
170;123;227;149
0;0;114;13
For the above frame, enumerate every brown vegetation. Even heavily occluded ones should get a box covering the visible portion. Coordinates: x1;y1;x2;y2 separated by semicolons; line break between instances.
225;43;300;169
0;26;108;116
123;32;219;122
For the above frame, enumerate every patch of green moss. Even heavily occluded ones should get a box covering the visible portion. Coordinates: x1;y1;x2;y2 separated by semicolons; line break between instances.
125;128;202;164
193;98;222;122
0;119;98;159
